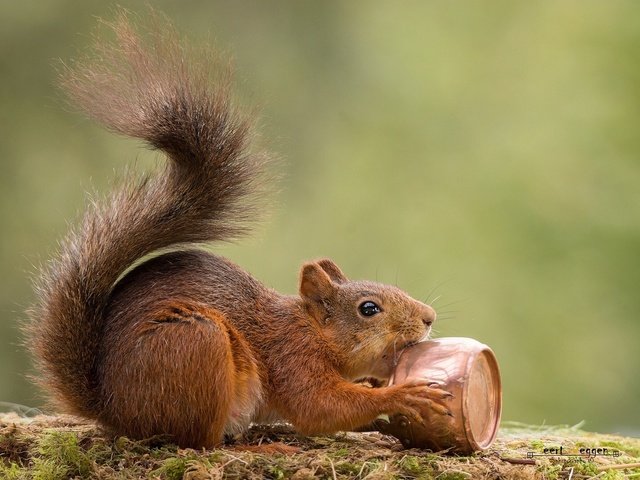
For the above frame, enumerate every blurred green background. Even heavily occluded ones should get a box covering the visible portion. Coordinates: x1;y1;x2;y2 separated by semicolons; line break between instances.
1;1;638;435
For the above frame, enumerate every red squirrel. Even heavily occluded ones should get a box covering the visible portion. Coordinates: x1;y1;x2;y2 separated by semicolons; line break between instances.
26;11;451;448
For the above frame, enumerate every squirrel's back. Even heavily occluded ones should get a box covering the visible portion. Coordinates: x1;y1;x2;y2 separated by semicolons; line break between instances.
26;10;272;421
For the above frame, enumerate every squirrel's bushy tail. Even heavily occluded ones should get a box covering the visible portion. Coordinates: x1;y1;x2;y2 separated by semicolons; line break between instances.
27;11;272;418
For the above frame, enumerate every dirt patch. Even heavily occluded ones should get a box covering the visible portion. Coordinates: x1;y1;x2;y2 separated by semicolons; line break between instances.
0;413;638;479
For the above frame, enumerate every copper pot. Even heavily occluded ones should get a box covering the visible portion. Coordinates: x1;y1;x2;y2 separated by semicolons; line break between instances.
368;337;502;454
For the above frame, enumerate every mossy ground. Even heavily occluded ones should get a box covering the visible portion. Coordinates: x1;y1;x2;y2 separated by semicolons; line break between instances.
0;414;638;479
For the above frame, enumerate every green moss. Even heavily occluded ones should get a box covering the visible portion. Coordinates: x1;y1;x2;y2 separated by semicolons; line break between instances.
562;458;599;476
35;431;92;478
436;472;469;480
331;447;349;458
2;416;639;479
537;463;562;480
154;457;190;480
529;439;545;452
600;471;627;480
399;455;423;475
0;462;25;480
209;451;225;463
31;458;70;480
267;464;287;479
86;440;114;465
599;439;640;457
334;460;362;475
422;453;442;467
355;459;382;478
399;455;435;479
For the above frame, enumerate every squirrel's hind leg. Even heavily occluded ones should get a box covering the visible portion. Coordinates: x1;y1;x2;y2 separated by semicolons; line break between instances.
99;300;262;448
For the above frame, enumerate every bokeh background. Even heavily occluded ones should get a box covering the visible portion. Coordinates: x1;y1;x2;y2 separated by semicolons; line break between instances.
1;1;638;435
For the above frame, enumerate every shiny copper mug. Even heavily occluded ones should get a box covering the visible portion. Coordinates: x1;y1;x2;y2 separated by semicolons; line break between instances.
365;337;502;454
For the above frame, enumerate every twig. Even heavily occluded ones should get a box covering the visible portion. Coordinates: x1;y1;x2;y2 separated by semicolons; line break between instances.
221;453;249;468
328;457;337;480
597;462;640;471
500;457;537;465
585;472;605;480
357;461;373;478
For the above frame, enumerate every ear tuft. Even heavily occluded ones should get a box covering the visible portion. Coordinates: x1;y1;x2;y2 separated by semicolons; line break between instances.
316;258;348;284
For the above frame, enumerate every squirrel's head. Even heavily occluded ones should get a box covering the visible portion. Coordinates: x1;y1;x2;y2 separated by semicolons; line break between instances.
299;258;436;381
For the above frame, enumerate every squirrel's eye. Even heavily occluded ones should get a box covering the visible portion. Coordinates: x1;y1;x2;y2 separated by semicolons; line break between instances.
359;301;381;317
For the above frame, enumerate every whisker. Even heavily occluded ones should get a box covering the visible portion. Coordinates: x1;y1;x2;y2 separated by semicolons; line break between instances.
434;310;458;316
423;286;439;305
423;278;454;304
429;295;442;305
434;299;465;309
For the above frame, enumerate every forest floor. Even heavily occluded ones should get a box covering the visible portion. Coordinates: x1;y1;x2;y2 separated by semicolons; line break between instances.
0;413;639;479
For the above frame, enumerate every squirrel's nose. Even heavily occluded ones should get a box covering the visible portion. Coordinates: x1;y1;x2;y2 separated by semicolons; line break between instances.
422;305;437;327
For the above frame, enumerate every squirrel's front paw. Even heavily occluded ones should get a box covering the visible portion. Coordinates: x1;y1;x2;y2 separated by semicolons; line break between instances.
388;380;454;424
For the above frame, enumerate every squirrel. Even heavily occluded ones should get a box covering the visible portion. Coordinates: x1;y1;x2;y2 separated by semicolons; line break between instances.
26;11;451;449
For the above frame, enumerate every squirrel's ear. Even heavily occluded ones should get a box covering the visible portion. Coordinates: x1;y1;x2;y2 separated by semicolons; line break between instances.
316;258;348;284
299;262;338;323
299;262;336;302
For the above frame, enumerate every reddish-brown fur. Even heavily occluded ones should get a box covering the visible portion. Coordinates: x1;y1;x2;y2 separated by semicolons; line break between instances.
26;10;450;448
